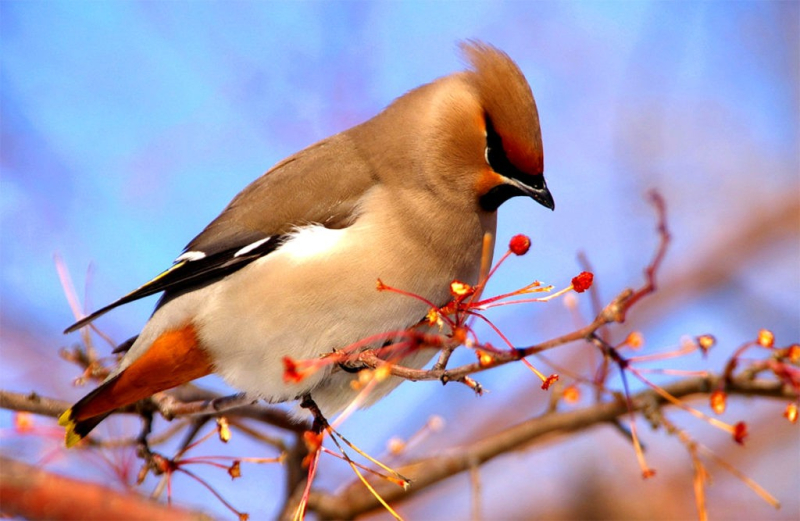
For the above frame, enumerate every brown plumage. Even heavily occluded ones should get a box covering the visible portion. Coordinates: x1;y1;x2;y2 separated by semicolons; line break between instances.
60;41;553;447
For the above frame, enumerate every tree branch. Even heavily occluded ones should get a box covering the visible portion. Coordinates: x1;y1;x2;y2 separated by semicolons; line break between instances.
0;390;71;418
0;387;308;435
306;375;792;519
357;287;634;383
0;456;212;521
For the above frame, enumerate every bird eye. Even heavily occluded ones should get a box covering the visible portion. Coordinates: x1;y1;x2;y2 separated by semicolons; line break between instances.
484;116;545;189
484;118;512;175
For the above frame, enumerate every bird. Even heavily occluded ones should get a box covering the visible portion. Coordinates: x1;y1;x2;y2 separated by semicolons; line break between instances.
59;41;554;448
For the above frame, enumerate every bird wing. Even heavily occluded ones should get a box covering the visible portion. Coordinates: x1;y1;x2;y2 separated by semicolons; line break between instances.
65;132;375;334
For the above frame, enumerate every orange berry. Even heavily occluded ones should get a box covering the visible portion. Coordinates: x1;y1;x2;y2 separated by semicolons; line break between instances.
625;331;644;350
476;350;494;367
757;329;775;348
387;437;406;455
710;390;727;415
697;334;716;352
452;327;468;344
14;412;34;433
450;280;474;299
784;403;798;424
563;385;581;403
303;431;323;452
217;417;232;443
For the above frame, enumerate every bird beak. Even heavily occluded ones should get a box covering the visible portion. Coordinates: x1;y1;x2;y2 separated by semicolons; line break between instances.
508;176;555;211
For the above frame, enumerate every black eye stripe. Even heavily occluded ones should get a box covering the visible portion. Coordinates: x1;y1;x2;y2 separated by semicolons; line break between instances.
485;117;544;190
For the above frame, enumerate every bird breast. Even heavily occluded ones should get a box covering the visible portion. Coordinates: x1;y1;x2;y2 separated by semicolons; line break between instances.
190;187;493;407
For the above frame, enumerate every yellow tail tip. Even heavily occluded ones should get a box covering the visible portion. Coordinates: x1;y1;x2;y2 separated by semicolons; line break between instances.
58;408;82;448
57;408;72;427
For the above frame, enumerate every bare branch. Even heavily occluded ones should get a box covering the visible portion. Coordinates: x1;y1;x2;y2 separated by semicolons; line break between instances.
163;386;309;432
0;456;212;521
306;375;791;519
617;190;671;317
0;387;308;435
357;287;635;383
0;390;71;418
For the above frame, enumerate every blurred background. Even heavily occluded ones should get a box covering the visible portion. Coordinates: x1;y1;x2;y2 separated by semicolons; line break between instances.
1;1;798;520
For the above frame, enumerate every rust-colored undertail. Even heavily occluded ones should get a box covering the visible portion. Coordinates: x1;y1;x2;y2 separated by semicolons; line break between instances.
59;324;214;448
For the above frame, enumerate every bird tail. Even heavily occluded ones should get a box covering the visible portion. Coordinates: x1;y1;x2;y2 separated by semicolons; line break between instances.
58;324;214;448
58;377;121;448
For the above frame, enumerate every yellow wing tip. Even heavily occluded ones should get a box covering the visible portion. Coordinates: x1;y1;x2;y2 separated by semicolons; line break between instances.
58;408;82;448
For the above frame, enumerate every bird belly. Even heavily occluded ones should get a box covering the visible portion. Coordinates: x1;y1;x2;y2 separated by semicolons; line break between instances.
194;216;486;415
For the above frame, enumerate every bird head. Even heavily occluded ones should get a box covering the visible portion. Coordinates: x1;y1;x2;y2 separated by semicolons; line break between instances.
403;41;553;213
462;41;553;212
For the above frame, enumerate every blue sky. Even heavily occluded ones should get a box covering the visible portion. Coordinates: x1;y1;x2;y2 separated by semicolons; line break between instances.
1;2;798;519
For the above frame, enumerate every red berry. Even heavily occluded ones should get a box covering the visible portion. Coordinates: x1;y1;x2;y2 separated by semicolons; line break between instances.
571;271;594;293
733;421;748;444
509;234;531;255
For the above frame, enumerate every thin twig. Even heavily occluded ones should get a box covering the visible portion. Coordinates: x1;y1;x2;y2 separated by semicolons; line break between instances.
306;375;791;519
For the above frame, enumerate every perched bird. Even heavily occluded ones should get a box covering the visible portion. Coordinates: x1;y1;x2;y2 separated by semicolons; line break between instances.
59;41;554;447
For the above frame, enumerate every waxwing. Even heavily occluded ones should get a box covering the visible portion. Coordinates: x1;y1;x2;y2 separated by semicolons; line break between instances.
59;41;554;447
